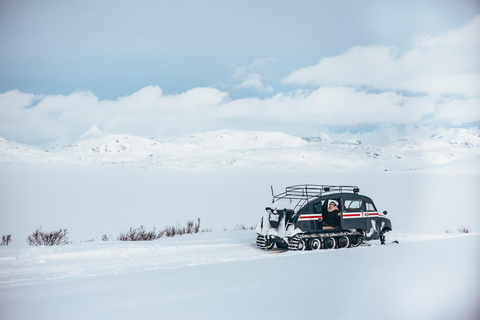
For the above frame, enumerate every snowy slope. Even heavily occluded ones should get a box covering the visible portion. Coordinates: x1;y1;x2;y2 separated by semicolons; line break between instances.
173;129;309;149
0;231;478;320
0;136;68;164
0;161;478;319
59;134;163;163
0;128;479;172
387;129;480;170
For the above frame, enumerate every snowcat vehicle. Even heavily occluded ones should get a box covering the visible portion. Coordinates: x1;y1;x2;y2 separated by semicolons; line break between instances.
256;185;392;250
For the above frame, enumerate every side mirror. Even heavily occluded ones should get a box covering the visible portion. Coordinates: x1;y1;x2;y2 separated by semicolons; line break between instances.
383;210;388;215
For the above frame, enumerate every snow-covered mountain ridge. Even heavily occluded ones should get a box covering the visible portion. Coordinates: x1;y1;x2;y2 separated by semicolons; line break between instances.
0;128;479;172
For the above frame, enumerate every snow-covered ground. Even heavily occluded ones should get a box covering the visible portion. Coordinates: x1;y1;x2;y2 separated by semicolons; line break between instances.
0;169;479;319
0;231;479;320
0;128;479;319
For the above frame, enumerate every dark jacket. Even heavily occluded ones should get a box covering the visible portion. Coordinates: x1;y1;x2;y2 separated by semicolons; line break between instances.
324;208;341;227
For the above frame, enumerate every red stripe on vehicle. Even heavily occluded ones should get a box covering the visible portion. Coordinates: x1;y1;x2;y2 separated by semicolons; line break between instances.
299;215;322;220
343;213;362;217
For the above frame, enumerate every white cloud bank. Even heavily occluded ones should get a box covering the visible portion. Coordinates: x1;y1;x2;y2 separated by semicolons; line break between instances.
1;85;478;145
283;15;480;98
0;16;479;145
0;87;228;144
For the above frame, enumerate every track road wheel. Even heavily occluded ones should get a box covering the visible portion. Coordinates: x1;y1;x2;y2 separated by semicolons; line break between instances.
309;238;321;250
265;239;274;250
324;237;336;249
297;239;307;251
256;235;274;250
338;236;350;248
276;241;288;249
350;235;363;247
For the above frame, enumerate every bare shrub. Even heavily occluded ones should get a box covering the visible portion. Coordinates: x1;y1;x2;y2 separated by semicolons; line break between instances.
26;228;69;246
194;218;201;233
234;223;256;231
117;225;163;241
458;226;471;233
164;225;183;237
118;218;210;241
164;218;203;237
192;218;212;233
185;220;194;234
1;235;12;246
102;234;111;241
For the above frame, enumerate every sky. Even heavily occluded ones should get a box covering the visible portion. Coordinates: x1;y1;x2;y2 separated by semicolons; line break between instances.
0;0;479;145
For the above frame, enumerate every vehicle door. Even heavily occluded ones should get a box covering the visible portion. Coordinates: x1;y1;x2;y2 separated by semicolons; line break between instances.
342;198;366;231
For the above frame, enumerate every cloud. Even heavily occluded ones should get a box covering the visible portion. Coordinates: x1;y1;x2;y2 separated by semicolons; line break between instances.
236;73;273;93
0;85;478;145
283;15;480;98
220;86;442;125
232;58;274;93
0;87;228;144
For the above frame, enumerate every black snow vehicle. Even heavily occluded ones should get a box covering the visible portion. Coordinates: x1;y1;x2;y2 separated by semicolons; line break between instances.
256;185;392;251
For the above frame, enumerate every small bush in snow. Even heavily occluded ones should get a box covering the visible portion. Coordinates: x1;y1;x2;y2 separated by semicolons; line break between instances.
102;234;111;241
163;218;210;237
234;223;256;231
117;225;162;241
117;219;210;241
458;226;471;233
1;234;12;246
26;228;70;246
163;224;183;237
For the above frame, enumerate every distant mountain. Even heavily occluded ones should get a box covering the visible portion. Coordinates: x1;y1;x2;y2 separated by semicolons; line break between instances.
302;133;332;144
174;129;308;149
0;136;67;164
430;129;480;148
76;125;107;141
0;128;479;172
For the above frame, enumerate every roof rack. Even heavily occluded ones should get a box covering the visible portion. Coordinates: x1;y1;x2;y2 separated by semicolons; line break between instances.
271;184;360;203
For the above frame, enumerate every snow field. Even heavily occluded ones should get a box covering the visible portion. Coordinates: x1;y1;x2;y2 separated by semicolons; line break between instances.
0;231;479;320
0;168;479;319
0;231;268;287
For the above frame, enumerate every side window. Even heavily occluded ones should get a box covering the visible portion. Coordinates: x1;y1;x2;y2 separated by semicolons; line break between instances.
313;200;325;213
366;202;376;211
344;199;363;210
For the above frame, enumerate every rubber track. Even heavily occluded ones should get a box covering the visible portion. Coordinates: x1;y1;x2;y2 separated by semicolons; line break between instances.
256;234;268;249
288;230;364;251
